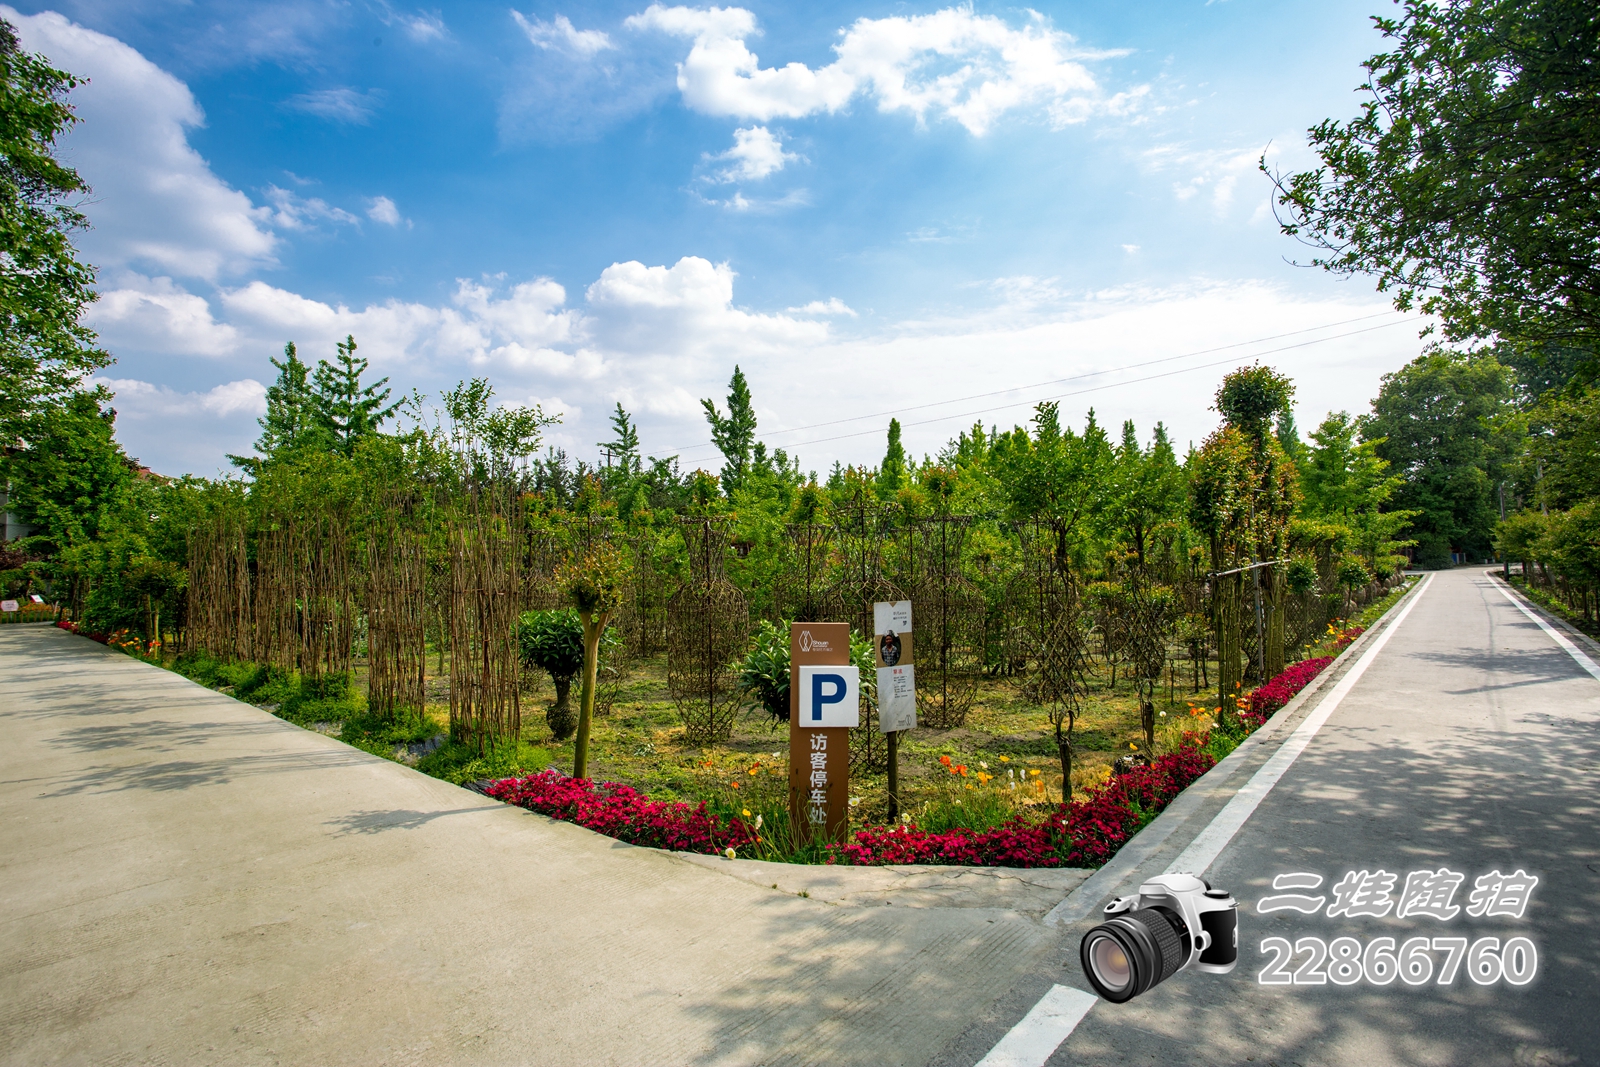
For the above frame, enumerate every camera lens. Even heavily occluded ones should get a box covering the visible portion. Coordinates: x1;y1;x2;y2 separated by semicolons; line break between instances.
1079;907;1190;1003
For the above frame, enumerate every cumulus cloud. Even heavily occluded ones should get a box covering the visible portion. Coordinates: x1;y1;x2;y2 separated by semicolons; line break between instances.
5;7;278;280
285;87;387;124
262;186;361;231
99;376;267;420
90;273;241;357
367;195;405;226
706;125;797;182
513;12;614;55
626;3;1129;135
787;298;856;317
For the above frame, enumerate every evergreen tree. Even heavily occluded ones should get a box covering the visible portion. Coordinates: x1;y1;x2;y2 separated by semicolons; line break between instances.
312;335;399;456
877;418;907;496
701;365;758;493
598;402;641;476
231;342;328;468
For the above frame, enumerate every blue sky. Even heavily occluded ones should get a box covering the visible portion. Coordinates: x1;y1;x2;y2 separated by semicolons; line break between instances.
5;0;1429;477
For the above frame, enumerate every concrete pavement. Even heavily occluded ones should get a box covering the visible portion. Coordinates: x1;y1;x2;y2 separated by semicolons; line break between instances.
0;626;1066;1067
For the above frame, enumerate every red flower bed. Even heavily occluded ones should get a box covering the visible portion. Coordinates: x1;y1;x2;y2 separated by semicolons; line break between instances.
824;746;1217;869
1239;626;1363;726
56;619;109;644
486;770;757;855
1245;657;1332;723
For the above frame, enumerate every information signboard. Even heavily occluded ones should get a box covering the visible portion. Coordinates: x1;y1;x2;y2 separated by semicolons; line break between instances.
788;622;852;844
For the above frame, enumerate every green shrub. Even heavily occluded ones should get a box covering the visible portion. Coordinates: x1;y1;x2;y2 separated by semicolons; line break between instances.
518;609;586;740
416;739;551;785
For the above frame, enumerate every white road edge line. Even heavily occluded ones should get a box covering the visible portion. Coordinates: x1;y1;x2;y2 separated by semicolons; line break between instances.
974;984;1098;1067
1162;572;1434;879
1495;579;1600;682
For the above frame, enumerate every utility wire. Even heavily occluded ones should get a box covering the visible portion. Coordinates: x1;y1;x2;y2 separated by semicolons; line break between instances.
666;310;1420;458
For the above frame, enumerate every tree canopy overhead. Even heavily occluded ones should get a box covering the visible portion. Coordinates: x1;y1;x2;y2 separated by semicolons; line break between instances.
1268;0;1600;384
0;19;110;446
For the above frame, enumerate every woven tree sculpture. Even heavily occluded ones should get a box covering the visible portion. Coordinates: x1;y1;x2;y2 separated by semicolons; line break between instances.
1018;521;1091;799
449;489;523;753
667;517;749;745
186;492;252;662
366;492;427;720
1124;581;1178;751
912;514;984;728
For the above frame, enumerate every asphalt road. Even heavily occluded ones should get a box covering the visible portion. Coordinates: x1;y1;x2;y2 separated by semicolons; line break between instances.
985;568;1599;1066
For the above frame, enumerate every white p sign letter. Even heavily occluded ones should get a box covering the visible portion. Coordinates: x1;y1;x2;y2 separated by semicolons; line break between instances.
797;665;860;728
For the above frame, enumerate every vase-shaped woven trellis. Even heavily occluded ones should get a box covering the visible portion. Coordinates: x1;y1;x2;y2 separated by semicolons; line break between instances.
912;515;983;728
776;519;837;624
667;518;748;746
366;494;427;719
450;492;522;752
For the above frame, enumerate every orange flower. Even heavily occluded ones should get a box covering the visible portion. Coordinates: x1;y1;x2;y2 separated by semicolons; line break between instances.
939;755;952;767
956;765;968;776
730;781;740;790
748;765;759;775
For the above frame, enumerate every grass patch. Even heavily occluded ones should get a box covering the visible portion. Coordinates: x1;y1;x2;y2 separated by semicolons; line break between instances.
416;739;552;785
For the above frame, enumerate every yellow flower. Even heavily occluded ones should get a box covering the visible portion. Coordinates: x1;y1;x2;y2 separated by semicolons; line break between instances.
742;809;751;817
998;755;1011;763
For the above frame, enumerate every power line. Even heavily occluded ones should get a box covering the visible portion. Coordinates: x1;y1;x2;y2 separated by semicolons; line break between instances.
780;316;1420;451
667;310;1421;458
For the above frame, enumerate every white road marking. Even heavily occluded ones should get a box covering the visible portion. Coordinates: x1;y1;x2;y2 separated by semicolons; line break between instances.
974;984;1098;1067
1495;581;1600;682
1162;573;1434;879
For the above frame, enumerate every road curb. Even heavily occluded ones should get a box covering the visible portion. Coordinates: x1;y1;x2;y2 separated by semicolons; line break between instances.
1042;574;1426;927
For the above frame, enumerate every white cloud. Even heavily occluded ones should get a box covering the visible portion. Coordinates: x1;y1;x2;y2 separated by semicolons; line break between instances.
626;4;1130;135
514;11;614;55
4;7;278;281
262;186;361;231
707;125;798;182
787;298;856;317
1122;244;1141;254
1145;143;1272;215
285;87;386;124
90;273;241;357
367;195;405;226
97;376;268;420
401;11;448;42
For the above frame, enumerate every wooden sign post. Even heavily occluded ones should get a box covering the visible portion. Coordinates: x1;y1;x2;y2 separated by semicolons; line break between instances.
789;622;854;845
874;601;915;821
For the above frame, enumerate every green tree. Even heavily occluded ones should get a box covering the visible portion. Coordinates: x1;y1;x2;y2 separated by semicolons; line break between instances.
597;402;641;477
877;418;907;496
6;390;131;556
1268;0;1600;382
1302;411;1417;573
1365;351;1516;565
0;22;110;449
313;335;400;456
517;609;585;741
701;365;757;493
1107;420;1186;571
561;544;631;780
230;342;330;469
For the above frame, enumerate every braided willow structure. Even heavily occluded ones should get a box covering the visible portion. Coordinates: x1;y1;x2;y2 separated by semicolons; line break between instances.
186;507;252;661
366;495;427;719
667;518;748;746
449;493;522;751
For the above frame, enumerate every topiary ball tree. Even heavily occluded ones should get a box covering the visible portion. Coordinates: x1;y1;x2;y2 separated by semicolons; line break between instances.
518;609;585;741
560;544;632;780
